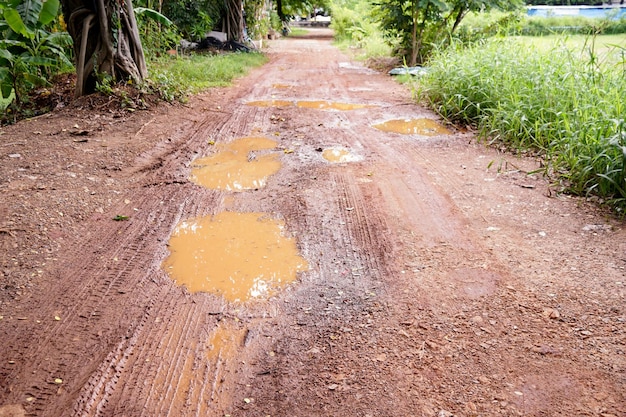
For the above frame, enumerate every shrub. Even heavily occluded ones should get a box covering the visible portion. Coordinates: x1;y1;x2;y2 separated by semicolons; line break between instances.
416;37;626;210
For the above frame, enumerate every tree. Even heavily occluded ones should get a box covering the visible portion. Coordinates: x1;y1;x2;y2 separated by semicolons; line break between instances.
60;0;147;97
374;0;524;66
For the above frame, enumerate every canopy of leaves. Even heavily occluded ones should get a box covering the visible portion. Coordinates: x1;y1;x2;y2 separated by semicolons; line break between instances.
373;0;524;65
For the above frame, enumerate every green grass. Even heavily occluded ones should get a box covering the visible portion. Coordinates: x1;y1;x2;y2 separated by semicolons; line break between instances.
415;36;626;211
147;52;268;101
515;34;626;64
288;28;309;36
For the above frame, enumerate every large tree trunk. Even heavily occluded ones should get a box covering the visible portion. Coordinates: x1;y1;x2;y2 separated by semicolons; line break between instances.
61;0;147;97
224;0;245;42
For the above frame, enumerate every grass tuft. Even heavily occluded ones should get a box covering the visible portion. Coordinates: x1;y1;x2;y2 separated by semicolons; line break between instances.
146;52;268;102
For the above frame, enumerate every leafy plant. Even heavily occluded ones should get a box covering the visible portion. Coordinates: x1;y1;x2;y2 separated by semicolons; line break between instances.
0;0;72;106
372;0;524;65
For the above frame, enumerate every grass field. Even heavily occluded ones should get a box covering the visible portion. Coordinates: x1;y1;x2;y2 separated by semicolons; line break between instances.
515;34;626;64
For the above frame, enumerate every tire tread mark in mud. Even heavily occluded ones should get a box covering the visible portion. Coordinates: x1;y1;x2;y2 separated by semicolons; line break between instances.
73;198;228;416
333;171;393;291
0;187;192;414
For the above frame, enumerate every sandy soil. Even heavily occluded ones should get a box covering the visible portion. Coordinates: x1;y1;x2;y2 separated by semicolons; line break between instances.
0;28;625;417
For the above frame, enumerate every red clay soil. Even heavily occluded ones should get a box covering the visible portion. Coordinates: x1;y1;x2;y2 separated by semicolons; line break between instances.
1;28;625;417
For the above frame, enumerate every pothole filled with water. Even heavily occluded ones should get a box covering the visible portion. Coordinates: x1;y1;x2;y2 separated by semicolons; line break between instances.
296;101;376;111
163;212;308;302
373;118;451;135
246;100;376;111
322;147;362;163
246;100;293;108
190;136;280;191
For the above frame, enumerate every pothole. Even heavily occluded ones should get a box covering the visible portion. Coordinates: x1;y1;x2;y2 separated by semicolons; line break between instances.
373;118;451;135
296;101;376;111
246;100;293;108
190;136;281;191
163;212;309;302
322;147;362;163
246;100;376;111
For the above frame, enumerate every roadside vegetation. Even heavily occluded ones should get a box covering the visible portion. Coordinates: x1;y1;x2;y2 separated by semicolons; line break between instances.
417;37;626;210
333;0;626;212
147;53;267;102
0;0;279;122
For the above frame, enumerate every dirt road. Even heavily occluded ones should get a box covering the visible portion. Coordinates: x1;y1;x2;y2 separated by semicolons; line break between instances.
1;28;625;417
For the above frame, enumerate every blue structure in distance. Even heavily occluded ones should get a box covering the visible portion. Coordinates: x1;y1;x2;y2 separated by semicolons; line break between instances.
527;6;626;19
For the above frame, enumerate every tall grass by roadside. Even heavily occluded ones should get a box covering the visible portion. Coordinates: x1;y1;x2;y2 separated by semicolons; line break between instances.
146;52;268;102
415;37;626;211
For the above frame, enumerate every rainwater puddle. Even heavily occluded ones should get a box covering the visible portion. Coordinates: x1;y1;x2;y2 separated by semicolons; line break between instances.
246;100;293;108
190;137;280;191
322;147;362;163
246;100;375;111
296;101;376;111
373;118;451;136
163;212;308;302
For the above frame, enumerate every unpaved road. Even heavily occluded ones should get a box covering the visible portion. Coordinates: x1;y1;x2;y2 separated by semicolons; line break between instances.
1;28;625;417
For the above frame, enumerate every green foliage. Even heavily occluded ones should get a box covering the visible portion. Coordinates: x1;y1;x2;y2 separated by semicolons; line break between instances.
146;52;268;102
0;0;72;107
134;7;181;58
372;0;524;65
330;0;377;42
416;36;626;211
244;0;274;40
519;15;626;36
457;10;626;40
161;0;222;40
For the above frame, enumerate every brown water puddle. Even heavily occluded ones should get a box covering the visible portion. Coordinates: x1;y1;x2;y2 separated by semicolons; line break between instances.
246;100;375;111
373;118;451;135
272;83;292;89
190;136;280;191
246;100;293;108
163;212;308;302
296;101;376;111
322;147;362;163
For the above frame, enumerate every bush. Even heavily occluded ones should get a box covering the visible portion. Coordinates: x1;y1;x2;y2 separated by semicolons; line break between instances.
416;37;626;210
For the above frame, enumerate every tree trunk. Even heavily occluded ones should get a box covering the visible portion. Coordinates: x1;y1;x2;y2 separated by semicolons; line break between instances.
61;0;147;97
276;0;285;22
410;0;418;66
224;0;245;42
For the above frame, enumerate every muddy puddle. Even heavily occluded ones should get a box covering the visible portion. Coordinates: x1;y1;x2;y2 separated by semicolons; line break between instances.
322;147;362;163
374;118;451;135
163;212;308;302
246;100;294;108
190;136;280;191
296;101;375;111
247;100;375;111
